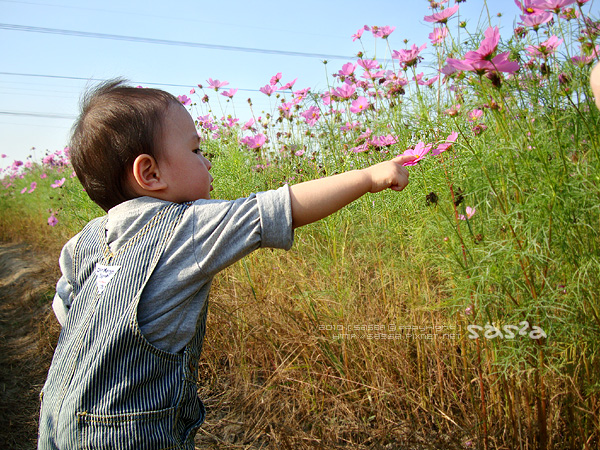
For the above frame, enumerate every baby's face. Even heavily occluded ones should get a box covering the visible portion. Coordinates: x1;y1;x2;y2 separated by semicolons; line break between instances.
591;63;600;110
156;103;213;203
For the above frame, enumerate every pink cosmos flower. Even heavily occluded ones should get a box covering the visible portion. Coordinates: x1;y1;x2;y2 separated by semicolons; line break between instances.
526;35;563;57
259;84;278;96
333;83;356;99
432;131;458;155
350;96;369;114
414;73;439;86
468;109;484;122
370;25;396;38
520;12;552;28
278;102;293;119
352;28;364;41
400;141;432;166
48;212;58;227
340;121;361;132
429;27;449;45
220;88;237;98
28;181;37;193
369;134;398;147
279;78;298;90
424;4;459;24
392;44;427;69
270;73;282;85
21;186;27;194
514;0;546;15
300;106;320;127
338;62;357;77
40;173;47;179
357;59;380;71
293;87;311;99
459;206;476;220
542;0;576;11
206;78;229;91
51;177;65;188
241;134;267;149
242;118;255;131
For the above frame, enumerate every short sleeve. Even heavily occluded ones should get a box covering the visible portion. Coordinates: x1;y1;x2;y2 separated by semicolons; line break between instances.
256;185;294;250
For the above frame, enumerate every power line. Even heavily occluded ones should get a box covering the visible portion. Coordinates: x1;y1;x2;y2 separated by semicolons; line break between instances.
0;23;355;61
0;110;75;119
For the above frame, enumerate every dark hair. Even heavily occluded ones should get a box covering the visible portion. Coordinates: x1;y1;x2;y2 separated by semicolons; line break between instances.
69;79;180;211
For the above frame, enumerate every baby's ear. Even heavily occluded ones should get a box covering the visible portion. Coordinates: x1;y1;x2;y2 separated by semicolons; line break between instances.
131;154;168;192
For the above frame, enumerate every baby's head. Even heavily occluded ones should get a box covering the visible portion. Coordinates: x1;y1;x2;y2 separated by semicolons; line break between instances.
70;79;212;211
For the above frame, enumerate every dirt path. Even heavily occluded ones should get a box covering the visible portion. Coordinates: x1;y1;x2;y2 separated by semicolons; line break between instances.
0;242;60;450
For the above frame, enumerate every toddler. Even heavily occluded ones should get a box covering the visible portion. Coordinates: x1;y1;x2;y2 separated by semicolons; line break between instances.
38;79;415;449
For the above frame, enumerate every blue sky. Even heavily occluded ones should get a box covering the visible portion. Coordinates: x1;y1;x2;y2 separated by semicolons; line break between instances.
1;0;597;166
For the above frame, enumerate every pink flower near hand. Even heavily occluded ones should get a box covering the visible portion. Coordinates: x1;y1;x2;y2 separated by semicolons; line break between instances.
206;78;229;91
400;141;432;166
220;88;238;98
350;96;370;114
459;206;476;220
424;4;459;23
51;177;65;188
432;131;458;155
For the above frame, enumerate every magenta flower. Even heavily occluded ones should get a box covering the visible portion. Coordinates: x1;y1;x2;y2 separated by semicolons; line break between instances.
278;102;294;119
542;0;576;11
206;78;229;91
369;134;398;147
370;25;395;38
526;35;563;57
338;62;357;77
392;44;427;69
40;173;47;179
357;59;380;71
459;206;476;220
514;0;546;15
400;141;432;166
48;212;58;227
351;28;364;41
259;84;278;96
468;109;484;122
21;186;27;194
280;78;297;90
429;27;449;45
333;83;356;99
270;73;282;85
51;177;65;188
520;12;552;28
350;96;369;114
413;73;439;86
432;131;458;155
28;181;37;193
424;4;459;23
220;88;237;99
300;106;320;127
241;134;267;149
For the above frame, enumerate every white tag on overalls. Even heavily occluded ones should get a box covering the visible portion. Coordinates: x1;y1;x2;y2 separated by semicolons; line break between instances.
95;264;121;294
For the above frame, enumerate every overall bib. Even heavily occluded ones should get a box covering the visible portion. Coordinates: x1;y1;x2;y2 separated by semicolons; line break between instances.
39;202;207;450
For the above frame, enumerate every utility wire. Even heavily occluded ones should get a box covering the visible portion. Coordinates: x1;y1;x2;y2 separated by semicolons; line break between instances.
0;23;355;61
0;111;75;119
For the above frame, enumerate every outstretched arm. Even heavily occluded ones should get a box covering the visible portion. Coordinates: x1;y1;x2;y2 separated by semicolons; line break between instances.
289;154;416;229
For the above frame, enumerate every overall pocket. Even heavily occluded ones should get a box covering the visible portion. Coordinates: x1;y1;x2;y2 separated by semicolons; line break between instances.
76;407;181;450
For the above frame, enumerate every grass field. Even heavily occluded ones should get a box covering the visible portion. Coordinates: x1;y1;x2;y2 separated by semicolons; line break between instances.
2;2;600;448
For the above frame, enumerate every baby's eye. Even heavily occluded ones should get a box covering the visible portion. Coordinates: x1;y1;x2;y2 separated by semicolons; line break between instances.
193;148;202;155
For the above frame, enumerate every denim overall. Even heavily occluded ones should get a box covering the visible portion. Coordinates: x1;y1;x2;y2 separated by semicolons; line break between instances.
39;202;206;450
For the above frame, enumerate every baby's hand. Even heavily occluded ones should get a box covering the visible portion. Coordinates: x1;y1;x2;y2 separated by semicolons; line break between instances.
363;155;417;193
